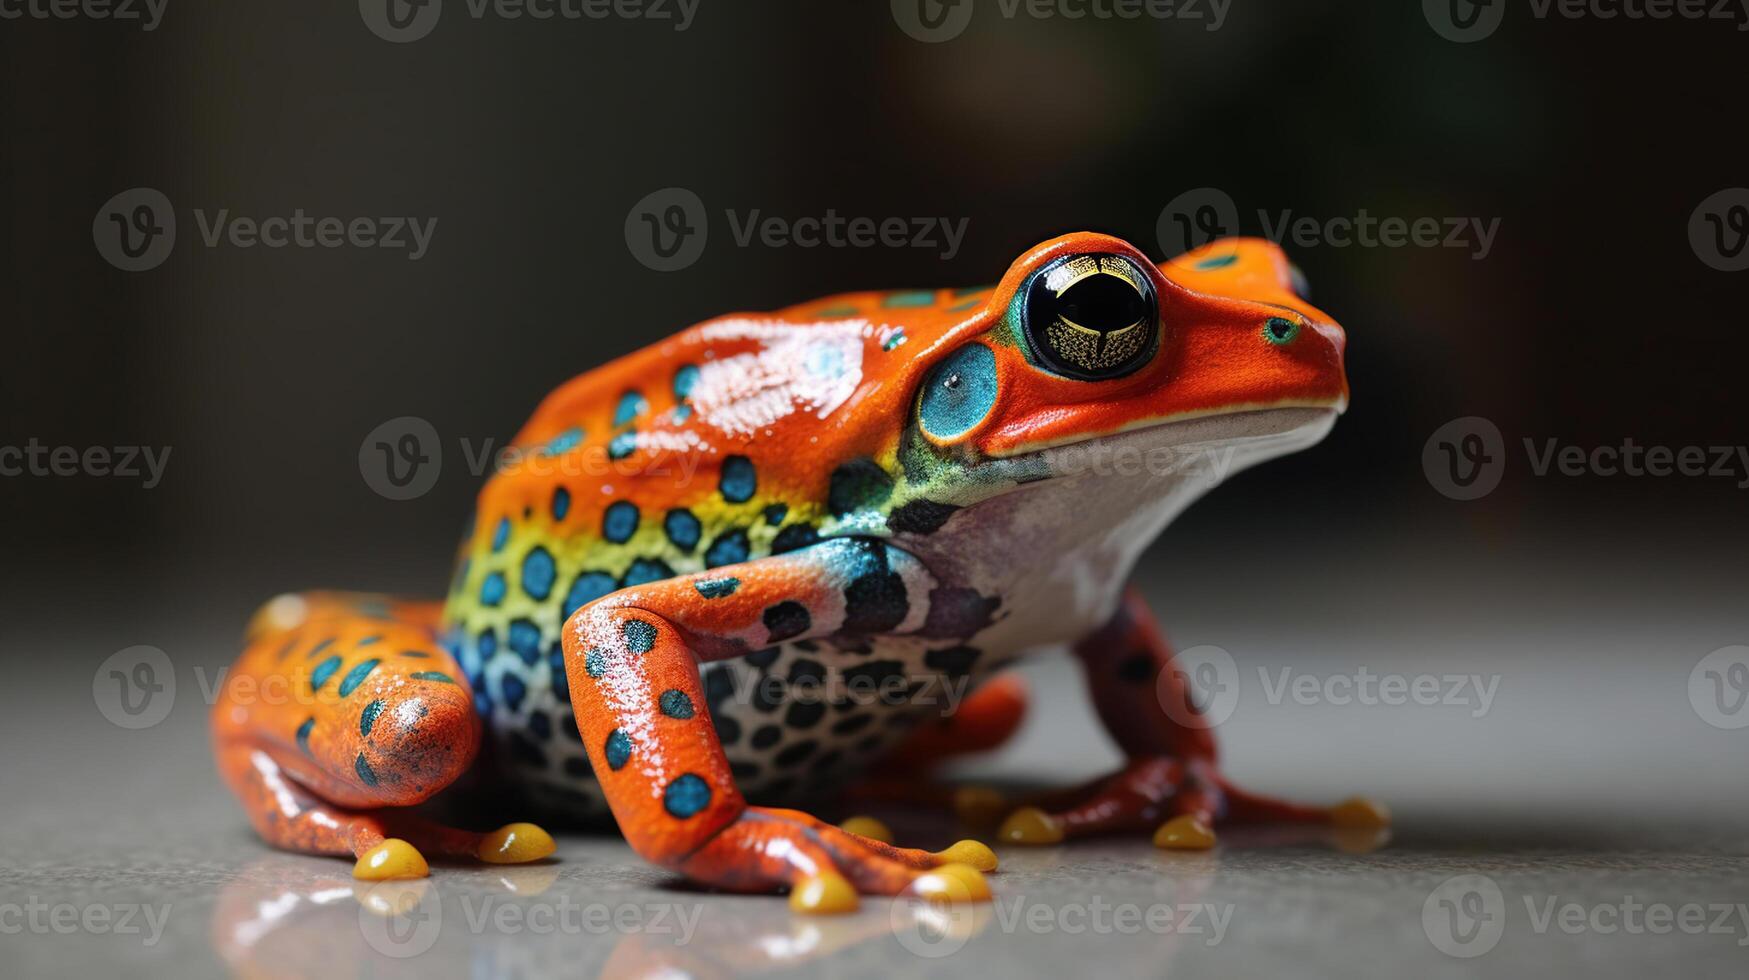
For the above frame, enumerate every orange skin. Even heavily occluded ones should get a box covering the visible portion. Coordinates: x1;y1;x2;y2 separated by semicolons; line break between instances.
212;232;1365;908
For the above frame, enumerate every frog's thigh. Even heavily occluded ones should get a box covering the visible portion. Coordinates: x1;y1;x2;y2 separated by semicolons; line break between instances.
561;538;937;865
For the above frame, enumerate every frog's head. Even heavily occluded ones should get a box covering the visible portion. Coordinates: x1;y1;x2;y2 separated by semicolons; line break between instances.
881;231;1347;553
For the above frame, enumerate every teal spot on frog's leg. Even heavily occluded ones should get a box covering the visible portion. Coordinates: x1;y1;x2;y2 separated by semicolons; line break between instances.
552;486;571;521
409;671;456;683
522;546;556;600
694;576;740;599
603;501;639;543
663;774;711;818
563;571;617;618
608;431;638;460
546;426;583;454
605;729;632;770
400;650;429;658
492;517;511;552
812;304;859;318
945;298;981;313
953;285;991;297
664;508;701;551
719;455;756;503
622;619;658;653
355;753;379;786
1196;253;1239;270
882;329;908;351
613;390;648;427
585;649;607;678
338;658;381;698
673;364;700;399
671;404;692;422
356;635;382;647
918;343;999;440
481;572;507;607
659;689;695;719
295;717;315;755
305;637;334;661
828;458;895;517
883;290;936;307
359;699;385;737
310;655;344;692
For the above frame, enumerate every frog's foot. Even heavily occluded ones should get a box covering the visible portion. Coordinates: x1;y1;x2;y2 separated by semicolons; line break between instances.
678;806;995;914
996;756;1388;849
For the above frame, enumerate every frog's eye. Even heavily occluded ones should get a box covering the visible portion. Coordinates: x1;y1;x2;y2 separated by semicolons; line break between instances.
1019;253;1159;380
918;343;1000;442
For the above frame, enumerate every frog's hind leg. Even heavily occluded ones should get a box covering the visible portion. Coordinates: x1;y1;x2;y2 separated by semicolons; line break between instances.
213;591;555;877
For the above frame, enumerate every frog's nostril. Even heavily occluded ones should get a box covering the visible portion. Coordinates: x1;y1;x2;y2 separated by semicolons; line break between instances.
1262;317;1301;346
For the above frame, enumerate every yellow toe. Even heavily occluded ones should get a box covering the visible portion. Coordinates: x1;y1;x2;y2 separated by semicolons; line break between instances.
932;839;998;872
911;863;992;903
996;806;1065;845
790;872;859;914
353;839;430;880
477;822;556;864
1331;797;1391;829
1152;815;1217;850
953;786;1008;829
839;815;894;844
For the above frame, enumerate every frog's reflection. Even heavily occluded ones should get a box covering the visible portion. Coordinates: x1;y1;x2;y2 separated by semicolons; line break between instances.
210;856;989;980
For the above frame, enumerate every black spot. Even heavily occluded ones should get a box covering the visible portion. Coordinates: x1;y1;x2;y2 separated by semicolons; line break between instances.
770;524;821;554
563;756;593;778
745;647;781;669
924;645;981;678
809;750;843;774
762;503;788;526
829;459;895;516
749;674;785;714
508;732;548;768
775;740;818;768
751;725;783;749
702;666;736;707
560;711;583;743
787;659;826;686
526;710;552;739
784;701;825;729
831;714;874;736
730;761;761;781
856;733;884;754
842;660;908;703
888;499;960;535
714;712;742;746
843;573;908;634
1116;653;1156;683
763;601;812;643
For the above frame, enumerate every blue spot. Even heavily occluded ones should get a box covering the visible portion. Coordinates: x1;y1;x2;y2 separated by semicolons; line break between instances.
884;290;935;307
694;577;739;599
310;655;343;691
659;689;695;719
356;635;382;647
620;558;673;587
481;572;507;606
609;431;638;460
605;729;632;770
671;405;693;422
355;753;378;787
762;503;788;526
492;517;511;552
478;629;498;659
663;509;701;551
614;391;648;426
563;572;617;618
663;774;712;818
623;619;657;653
306;637;334;660
522;546;556;601
508;620;542;666
585;648;607;678
359;699;385;737
704;530;749;568
720;455;756;503
295;717;314;754
673;364;700;399
552;487;571;521
603;501;639;543
500;673;527;712
883;330;908;351
548;646;569;701
919;343;999;440
527;710;552;740
1196;253;1239;270
410;671;455;683
338;659;380;698
546;426;583;454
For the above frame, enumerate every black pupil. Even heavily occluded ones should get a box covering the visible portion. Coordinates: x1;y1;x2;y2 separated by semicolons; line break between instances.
1267;318;1293;340
1060;274;1145;332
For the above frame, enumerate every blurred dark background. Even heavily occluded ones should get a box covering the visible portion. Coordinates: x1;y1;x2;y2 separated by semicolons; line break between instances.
3;0;1745;642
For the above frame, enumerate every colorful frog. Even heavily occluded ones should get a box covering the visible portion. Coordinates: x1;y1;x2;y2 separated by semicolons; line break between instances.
212;231;1380;912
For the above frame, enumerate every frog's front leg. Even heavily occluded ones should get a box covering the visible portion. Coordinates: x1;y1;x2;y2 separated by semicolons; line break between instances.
562;538;996;913
998;589;1390;849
